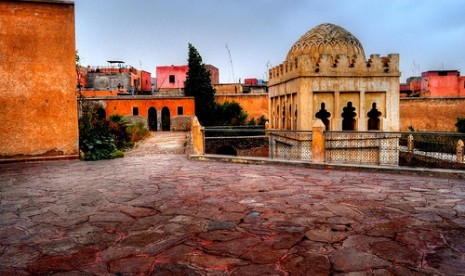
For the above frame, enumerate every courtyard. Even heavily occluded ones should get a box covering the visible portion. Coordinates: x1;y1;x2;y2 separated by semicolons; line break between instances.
1;145;465;275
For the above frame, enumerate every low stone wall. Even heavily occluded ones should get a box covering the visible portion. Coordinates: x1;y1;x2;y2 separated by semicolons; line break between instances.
171;116;193;131
400;97;465;132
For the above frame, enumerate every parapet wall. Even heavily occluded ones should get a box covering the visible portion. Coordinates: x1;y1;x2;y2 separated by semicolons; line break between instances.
269;53;400;85
400;97;465;132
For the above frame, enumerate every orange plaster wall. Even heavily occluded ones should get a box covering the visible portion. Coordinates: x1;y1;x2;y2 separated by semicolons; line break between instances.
0;1;78;157
96;98;195;118
215;94;269;121
400;98;465;132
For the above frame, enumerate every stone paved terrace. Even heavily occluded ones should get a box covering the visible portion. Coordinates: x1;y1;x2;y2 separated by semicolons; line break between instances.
0;154;465;275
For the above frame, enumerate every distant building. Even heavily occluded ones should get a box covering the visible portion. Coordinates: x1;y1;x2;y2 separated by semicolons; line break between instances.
400;77;421;97
84;62;152;94
420;70;465;97
156;65;219;92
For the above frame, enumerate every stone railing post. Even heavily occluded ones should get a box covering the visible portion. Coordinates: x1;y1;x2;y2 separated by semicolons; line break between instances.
265;121;270;138
311;119;326;163
191;116;204;155
407;134;414;163
457;139;464;163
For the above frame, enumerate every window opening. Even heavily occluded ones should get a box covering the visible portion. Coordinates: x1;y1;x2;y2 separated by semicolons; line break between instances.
341;102;356;130
177;106;184;115
367;102;381;130
133;107;139;116
315;102;331;130
169;75;175;83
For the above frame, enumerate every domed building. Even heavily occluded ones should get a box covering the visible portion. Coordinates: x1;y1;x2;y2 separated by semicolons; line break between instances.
268;23;400;132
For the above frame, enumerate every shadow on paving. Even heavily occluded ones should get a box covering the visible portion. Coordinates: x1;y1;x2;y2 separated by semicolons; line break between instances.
0;154;464;275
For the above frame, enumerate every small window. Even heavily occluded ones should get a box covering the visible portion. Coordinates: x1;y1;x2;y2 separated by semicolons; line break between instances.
177;106;184;115
169;75;175;83
133;107;139;116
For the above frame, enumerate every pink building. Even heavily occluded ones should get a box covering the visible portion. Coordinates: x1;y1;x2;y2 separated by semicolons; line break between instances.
156;64;219;92
421;70;465;97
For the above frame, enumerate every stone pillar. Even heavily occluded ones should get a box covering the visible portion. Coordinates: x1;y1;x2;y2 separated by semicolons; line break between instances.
191;116;204;155
265;121;270;138
407;134;414;164
312;119;326;163
457;139;464;163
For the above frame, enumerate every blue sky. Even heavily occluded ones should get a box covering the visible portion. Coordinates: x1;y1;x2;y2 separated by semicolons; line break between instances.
75;0;465;83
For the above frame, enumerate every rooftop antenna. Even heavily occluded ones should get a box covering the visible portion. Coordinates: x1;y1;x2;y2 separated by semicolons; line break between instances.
225;44;235;83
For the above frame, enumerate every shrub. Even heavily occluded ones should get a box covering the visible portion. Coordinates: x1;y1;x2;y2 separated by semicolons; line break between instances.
257;115;267;126
128;121;150;142
213;101;248;126
456;117;465;133
108;114;132;149
247;118;257;126
79;111;117;161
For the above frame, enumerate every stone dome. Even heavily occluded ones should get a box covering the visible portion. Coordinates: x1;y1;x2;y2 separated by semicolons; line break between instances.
287;23;365;61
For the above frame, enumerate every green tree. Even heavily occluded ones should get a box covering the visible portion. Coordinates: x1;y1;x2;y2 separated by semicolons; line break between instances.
184;43;216;125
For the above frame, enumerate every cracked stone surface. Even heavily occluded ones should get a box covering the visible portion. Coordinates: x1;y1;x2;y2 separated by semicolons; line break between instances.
0;154;464;275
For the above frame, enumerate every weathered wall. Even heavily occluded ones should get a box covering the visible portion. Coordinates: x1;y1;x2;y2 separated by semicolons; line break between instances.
215;94;269;121
156;66;188;90
81;97;195;117
400;98;465;132
0;1;78;158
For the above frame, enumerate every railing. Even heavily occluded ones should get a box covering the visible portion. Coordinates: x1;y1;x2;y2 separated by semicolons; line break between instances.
199;127;465;170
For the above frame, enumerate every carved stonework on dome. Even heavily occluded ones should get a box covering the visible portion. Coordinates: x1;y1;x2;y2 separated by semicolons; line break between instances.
287;23;365;61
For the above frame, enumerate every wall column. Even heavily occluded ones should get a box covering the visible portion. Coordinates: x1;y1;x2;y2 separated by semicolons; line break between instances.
312;119;326;163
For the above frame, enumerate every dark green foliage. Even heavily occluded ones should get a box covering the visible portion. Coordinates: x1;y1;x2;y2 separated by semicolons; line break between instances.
456;117;465;133
79;111;117;161
213;101;248;126
247;117;257;126
108;114;132;149
184;43;216;126
257;115;267;126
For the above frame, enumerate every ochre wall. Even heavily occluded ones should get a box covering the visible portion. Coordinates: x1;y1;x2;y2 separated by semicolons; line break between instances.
400;98;465;132
0;1;78;158
215;94;269;121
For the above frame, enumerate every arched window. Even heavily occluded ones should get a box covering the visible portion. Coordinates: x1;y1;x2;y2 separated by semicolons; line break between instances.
96;108;106;120
367;102;381;130
341;102;357;130
315;103;331;130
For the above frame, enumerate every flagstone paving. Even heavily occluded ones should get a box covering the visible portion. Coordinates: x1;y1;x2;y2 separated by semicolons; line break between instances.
0;155;464;275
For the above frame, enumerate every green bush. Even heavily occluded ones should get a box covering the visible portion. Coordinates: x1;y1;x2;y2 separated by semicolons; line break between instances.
108;114;132;149
456;117;465;133
257;115;267;126
213;101;248;126
79;111;117;161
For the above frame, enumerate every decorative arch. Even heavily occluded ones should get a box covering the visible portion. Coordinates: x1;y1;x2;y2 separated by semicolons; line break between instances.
367;102;381;130
341;101;357;130
315;102;331;130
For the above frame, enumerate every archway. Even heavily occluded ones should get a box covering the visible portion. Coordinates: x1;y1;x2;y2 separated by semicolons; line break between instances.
96;108;106;120
341;102;357;130
315;102;331;130
216;146;237;156
161;107;170;131
148;107;157;131
367;102;381;130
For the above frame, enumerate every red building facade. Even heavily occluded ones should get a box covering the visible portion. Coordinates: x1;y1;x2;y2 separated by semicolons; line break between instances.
421;70;465;97
156;64;219;91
